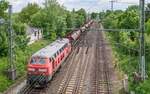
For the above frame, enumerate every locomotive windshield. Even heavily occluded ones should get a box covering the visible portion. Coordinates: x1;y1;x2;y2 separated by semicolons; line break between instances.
30;58;46;64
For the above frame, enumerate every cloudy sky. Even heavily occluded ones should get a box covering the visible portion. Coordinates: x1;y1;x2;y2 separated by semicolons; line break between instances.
7;0;150;13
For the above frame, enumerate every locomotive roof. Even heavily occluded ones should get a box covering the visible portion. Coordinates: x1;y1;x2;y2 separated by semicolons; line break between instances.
32;38;69;58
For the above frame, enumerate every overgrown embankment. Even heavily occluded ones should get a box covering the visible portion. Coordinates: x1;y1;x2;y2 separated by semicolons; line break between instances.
101;5;150;94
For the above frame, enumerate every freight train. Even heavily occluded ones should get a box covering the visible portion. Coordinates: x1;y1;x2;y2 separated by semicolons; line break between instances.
27;20;93;87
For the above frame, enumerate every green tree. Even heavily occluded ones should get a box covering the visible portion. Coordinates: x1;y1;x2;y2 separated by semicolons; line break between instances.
146;19;150;35
146;3;150;21
0;0;8;18
103;12;118;29
66;12;76;29
118;10;139;29
99;12;105;20
76;8;87;22
19;3;40;23
0;0;8;56
30;0;88;40
118;7;139;41
30;10;46;28
126;5;139;12
56;16;67;37
43;0;59;39
91;12;98;19
75;14;84;28
13;22;28;50
0;28;8;56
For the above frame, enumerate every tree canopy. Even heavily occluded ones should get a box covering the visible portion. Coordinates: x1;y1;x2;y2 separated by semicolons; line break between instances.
0;0;8;19
19;3;40;23
0;0;87;56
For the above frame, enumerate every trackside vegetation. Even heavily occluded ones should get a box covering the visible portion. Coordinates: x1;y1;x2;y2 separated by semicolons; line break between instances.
99;5;150;94
0;0;87;92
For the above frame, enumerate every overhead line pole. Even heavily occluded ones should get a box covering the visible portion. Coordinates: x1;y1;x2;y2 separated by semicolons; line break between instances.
110;0;115;11
139;0;146;80
7;5;16;80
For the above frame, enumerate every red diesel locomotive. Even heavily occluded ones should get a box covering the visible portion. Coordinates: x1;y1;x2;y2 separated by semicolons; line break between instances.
27;38;71;86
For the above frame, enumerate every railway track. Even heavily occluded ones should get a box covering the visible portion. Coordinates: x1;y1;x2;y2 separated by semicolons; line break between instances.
18;22;116;94
90;31;112;94
57;27;97;94
57;40;90;94
57;48;84;93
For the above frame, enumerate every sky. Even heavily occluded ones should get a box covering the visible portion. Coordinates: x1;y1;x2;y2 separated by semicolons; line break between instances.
7;0;150;13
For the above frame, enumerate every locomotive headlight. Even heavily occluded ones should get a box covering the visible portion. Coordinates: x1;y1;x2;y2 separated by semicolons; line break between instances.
28;68;35;71
38;69;47;72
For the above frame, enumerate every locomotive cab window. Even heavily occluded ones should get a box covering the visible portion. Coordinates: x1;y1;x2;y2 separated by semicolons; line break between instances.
31;58;36;64
30;58;46;64
39;59;45;64
54;54;57;58
49;58;51;63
